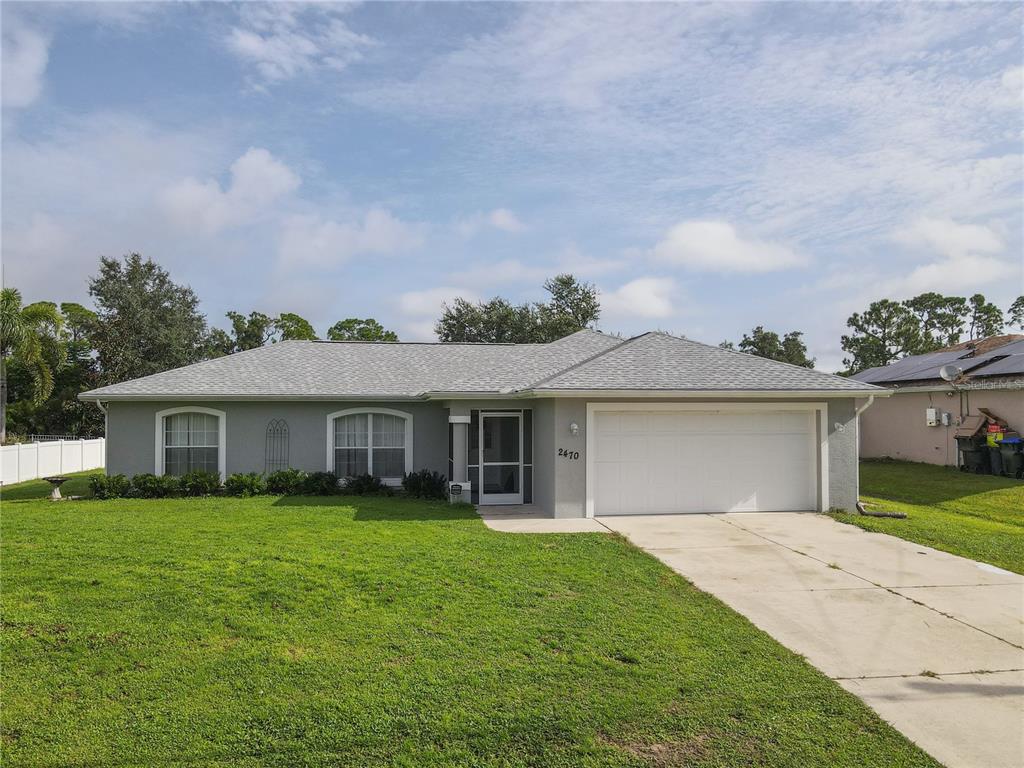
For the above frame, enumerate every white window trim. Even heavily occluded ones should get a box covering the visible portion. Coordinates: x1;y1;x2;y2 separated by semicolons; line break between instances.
154;406;227;480
584;401;828;518
326;407;413;485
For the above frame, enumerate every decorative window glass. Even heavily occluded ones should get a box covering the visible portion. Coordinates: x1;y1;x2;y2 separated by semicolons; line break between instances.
164;412;219;476
265;419;289;473
331;411;410;482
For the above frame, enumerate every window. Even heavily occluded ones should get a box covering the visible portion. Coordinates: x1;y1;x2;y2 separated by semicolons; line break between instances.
157;409;224;477
328;409;412;482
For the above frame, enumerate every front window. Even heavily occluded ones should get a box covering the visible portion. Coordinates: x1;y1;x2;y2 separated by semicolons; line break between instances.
164;412;219;476
333;411;409;481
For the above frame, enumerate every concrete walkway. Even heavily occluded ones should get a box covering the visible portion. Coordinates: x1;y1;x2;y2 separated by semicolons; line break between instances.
596;512;1024;768
478;506;607;533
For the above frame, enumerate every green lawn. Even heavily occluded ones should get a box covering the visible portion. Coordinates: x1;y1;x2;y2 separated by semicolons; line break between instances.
1;480;936;767
833;460;1024;574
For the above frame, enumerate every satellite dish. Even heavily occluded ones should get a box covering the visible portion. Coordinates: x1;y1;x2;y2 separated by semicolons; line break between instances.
939;364;963;383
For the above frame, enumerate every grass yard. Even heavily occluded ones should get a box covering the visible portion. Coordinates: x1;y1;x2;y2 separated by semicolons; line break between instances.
834;460;1024;575
1;476;937;767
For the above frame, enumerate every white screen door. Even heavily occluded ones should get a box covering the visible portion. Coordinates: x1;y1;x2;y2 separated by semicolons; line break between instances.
479;413;523;505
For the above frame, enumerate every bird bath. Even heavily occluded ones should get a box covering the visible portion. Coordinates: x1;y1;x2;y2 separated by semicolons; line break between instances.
42;476;69;500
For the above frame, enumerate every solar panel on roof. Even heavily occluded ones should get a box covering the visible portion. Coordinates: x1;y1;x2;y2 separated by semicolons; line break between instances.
970;354;1024;377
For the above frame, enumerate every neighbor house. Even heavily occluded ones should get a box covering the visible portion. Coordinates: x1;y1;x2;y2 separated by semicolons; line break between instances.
79;331;885;516
852;335;1024;466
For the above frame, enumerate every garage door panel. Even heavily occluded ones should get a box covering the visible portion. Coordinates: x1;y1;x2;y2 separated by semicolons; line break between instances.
596;435;622;461
592;408;817;515
619;413;648;433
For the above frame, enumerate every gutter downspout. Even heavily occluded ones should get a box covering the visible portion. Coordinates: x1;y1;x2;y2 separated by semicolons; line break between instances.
95;401;108;473
853;395;875;506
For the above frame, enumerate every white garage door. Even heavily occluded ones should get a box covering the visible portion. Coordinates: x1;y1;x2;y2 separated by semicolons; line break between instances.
592;409;818;515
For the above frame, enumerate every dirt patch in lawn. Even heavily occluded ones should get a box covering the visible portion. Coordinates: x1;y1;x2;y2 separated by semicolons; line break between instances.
599;732;712;766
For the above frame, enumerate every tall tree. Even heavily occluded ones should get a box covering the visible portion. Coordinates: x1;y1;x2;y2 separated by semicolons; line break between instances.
537;274;601;339
327;318;398;342
840;299;922;374
1;289;66;442
89;254;209;384
732;326;814;368
903;293;968;350
276;313;318;341
435;273;600;343
1008;296;1024;331
435;297;540;343
210;311;277;355
780;331;815;368
6;302;103;439
967;293;1003;339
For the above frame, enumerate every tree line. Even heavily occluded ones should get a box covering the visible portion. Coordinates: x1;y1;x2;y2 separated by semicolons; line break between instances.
840;293;1023;374
0;254;402;442
2;251;1021;442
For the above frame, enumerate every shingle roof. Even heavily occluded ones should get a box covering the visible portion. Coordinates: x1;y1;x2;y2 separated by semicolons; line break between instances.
80;329;880;401
531;332;875;392
80;330;622;399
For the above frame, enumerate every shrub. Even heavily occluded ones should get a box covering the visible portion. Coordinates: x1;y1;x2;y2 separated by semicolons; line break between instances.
224;472;267;497
342;473;392;496
89;473;131;500
179;470;222;497
266;468;307;495
402;469;448;500
130;473;181;499
302;471;340;496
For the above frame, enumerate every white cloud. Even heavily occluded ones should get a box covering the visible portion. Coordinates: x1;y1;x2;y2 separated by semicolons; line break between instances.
456;208;526;238
1;21;50;108
652;220;806;273
398;286;477;317
160;148;300;235
396;285;480;340
895;217;1003;259
556;244;627;277
488;208;525;232
888;217;1010;295
601;277;676;318
1002;65;1023;94
279;209;423;268
226;4;372;86
896;253;1009;296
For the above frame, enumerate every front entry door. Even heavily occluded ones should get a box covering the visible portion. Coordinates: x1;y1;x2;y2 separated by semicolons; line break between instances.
479;413;523;505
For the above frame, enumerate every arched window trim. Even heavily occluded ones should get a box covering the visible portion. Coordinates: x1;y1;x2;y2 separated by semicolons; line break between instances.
325;407;413;484
154;406;227;480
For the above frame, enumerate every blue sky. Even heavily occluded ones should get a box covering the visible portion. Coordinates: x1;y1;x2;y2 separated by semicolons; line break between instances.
2;1;1022;370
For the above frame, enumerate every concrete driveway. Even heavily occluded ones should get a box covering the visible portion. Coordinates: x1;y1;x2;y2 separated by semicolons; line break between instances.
597;512;1024;768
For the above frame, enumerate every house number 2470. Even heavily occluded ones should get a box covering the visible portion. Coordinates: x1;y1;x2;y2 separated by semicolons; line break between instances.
558;448;580;460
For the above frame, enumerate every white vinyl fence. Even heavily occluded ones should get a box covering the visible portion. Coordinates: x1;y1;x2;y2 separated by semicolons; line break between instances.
0;439;105;486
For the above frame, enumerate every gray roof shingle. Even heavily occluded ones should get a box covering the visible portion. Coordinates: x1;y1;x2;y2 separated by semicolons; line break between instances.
80;329;879;400
531;332;876;392
80;330;622;399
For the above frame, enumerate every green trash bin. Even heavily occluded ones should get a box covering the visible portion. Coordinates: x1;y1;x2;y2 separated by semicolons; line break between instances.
956;435;990;473
997;438;1023;479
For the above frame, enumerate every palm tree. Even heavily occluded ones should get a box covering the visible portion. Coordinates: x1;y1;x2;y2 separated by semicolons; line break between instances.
1;288;66;443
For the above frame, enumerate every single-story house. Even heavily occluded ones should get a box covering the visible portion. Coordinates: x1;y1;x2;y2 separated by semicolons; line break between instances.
852;335;1024;466
79;330;885;517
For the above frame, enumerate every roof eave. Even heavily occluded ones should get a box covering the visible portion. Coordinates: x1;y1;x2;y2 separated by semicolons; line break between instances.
78;392;432;402
519;388;891;399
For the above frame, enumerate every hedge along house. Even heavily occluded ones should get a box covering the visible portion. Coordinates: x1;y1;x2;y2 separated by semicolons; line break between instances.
79;331;886;517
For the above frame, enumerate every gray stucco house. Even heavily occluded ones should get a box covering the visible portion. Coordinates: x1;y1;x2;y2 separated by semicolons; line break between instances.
79;330;885;517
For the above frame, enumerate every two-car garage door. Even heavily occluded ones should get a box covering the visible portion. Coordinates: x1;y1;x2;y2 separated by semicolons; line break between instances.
592;408;818;516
